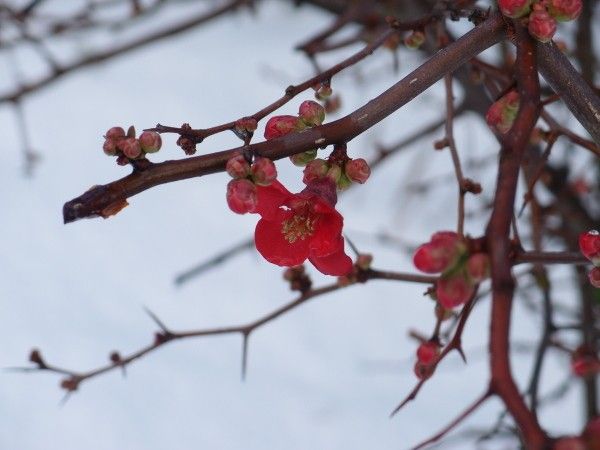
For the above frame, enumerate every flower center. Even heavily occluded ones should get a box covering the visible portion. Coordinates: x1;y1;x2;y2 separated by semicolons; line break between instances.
281;213;315;243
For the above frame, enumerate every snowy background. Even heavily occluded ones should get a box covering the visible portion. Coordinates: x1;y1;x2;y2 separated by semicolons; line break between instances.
0;1;589;449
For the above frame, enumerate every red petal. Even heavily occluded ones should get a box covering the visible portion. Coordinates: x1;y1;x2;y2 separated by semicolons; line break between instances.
308;200;344;257
309;239;353;276
255;180;291;220
255;211;310;267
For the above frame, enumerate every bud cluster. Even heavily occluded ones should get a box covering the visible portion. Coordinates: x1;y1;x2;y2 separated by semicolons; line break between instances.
302;157;371;191
486;90;520;135
497;0;582;43
225;155;277;214
102;126;162;165
413;232;490;309
579;230;600;288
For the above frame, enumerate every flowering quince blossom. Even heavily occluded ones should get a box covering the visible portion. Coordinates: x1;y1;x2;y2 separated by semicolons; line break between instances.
253;179;353;276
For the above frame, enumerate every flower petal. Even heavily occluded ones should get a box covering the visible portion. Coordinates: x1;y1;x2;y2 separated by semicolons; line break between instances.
255;180;291;220
309;202;344;257
255;211;310;267
309;239;353;276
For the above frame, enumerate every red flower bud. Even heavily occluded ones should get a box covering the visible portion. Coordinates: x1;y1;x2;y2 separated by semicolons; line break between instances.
466;253;490;283
226;179;257;214
264;115;302;140
528;9;557;43
497;0;532;18
251;157;277;186
105;126;126;140
303;159;329;185
413;231;463;274
416;342;439;365
103;139;118;156
344;158;371;184
139;131;162;153
579;230;600;265
118;137;142;159
404;30;425;49
589;267;600;289
547;0;582;21
226;154;251;179
413;361;434;380
486;90;520;134
436;275;474;309
299;100;325;127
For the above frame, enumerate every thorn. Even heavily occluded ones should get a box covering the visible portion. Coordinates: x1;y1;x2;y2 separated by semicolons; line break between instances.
241;332;250;381
143;306;169;333
456;346;467;363
344;235;361;257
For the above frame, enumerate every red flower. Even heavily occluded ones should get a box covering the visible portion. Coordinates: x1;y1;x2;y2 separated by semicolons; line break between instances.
253;179;352;276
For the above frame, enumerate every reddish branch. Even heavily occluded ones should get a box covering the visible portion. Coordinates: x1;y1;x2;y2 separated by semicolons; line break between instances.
486;24;547;449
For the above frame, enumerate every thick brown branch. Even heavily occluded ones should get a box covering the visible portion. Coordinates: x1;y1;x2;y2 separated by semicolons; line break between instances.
63;12;505;223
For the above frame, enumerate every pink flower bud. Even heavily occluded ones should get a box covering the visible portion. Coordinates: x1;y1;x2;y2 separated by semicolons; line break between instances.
486;91;520;134
290;149;318;166
571;355;600;378
315;85;332;101
235;117;258;133
264;115;302;140
139;131;162;153
528;10;557;43
226;179;257;214
105;126;125;140
118;137;142;159
416;342;439;365
547;0;582;21
299;100;325;127
103;139;118;156
497;0;532;18
303;159;329;184
466;253;490;283
580;230;600;265
251;157;277;186
413;231;463;274
436;275;474;309
404;30;425;49
226;154;250;179
589;267;600;289
344;158;371;184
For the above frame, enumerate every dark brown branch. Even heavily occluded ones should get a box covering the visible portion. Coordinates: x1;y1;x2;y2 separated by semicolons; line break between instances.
63;12;506;223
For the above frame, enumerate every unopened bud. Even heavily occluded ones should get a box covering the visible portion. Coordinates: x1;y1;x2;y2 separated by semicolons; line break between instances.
497;0;532;18
486;90;520;134
118;138;142;159
264;115;302;140
290;149;318;166
528;10;557;43
547;0;582;21
589;267;600;289
139;131;162;153
105;126;125;140
226;179;257;214
235;117;258;133
103;139;118;156
344;158;371;184
579;230;600;265
251;157;277;186
356;254;373;270
436;275;474;309
226;154;251;179
303;159;329;184
299;100;325;127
